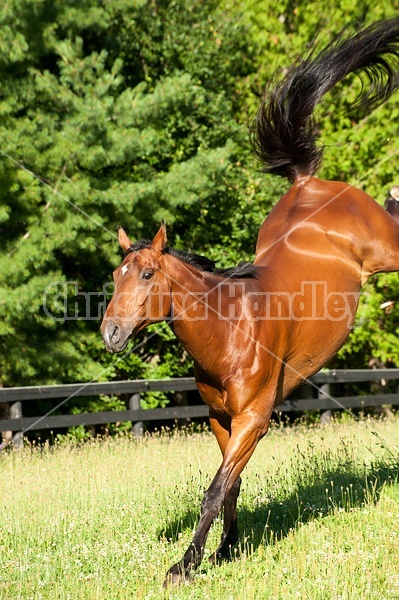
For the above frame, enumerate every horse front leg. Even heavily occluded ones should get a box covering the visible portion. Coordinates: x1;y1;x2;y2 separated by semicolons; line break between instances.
208;476;241;564
207;410;241;564
163;409;271;587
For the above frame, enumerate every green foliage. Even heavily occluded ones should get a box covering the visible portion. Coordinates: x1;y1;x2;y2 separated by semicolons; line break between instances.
0;0;261;396
337;273;399;367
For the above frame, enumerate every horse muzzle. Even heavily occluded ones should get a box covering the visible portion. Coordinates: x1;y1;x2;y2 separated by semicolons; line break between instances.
100;320;131;353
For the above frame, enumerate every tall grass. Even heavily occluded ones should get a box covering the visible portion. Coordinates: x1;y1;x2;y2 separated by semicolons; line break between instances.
1;417;399;599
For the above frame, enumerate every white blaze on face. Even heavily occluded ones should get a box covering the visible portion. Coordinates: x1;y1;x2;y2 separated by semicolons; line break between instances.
121;265;129;276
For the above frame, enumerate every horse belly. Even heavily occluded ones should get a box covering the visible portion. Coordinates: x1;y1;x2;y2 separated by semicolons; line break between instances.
280;292;359;398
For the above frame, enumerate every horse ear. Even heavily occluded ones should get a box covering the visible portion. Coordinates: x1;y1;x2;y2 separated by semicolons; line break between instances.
117;226;132;252
151;220;167;253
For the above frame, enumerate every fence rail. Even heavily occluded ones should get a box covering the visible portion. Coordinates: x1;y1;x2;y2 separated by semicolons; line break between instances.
1;370;399;439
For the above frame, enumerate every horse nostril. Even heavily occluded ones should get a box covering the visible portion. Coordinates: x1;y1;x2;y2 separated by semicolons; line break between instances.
110;324;120;343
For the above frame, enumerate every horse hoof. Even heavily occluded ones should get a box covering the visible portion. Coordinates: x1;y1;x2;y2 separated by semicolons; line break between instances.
162;568;190;588
208;549;233;565
385;195;399;217
390;186;399;201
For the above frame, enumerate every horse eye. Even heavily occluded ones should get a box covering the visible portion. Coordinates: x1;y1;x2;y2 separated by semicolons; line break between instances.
142;270;154;281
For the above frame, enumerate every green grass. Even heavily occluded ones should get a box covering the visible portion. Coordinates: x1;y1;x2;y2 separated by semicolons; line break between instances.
1;417;399;599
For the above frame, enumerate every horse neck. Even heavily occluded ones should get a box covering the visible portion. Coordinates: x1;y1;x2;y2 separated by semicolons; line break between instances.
162;255;224;349
163;254;253;375
164;253;216;318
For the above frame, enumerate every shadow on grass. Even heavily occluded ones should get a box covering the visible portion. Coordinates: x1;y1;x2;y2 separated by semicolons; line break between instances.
157;451;399;555
159;507;200;543
239;457;399;551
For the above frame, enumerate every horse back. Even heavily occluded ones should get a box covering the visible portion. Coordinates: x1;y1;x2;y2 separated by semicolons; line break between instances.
254;177;399;283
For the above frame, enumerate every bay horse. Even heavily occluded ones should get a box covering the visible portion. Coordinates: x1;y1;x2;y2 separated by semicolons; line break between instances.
101;18;399;586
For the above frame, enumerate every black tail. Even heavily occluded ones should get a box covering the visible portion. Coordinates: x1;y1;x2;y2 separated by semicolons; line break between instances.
251;17;399;184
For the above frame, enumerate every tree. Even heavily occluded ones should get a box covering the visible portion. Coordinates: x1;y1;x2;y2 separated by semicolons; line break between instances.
0;0;268;400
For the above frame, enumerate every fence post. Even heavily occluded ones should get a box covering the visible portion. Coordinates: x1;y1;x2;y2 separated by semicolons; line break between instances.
129;393;144;437
319;383;332;424
11;402;23;448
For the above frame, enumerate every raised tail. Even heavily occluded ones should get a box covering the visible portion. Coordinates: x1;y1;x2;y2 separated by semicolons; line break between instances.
251;17;399;184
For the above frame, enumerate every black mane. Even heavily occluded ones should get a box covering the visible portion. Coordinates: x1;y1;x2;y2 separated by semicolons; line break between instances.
123;240;257;279
214;262;258;279
165;247;258;279
123;239;152;257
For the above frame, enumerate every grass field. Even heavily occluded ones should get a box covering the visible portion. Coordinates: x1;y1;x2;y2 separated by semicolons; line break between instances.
1;416;399;600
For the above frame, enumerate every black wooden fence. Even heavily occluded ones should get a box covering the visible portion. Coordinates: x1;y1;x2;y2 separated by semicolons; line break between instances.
1;369;398;446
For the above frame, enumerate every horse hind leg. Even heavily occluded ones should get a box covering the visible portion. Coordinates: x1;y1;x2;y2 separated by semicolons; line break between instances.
367;185;399;276
384;186;399;223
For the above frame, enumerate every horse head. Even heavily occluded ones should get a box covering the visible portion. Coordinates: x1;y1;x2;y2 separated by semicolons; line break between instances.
100;222;172;352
